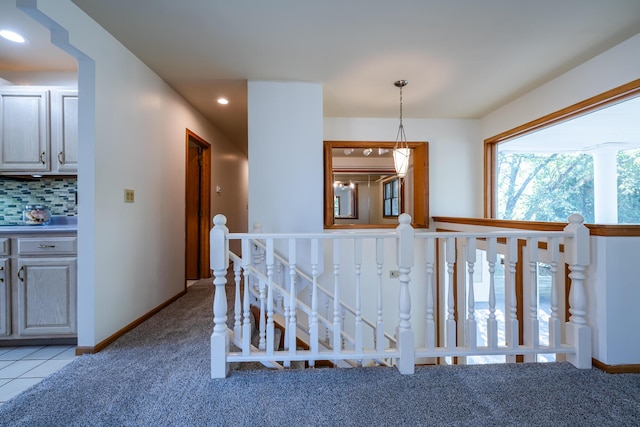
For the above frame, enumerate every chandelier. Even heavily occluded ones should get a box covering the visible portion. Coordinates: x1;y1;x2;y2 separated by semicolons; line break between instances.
393;80;410;178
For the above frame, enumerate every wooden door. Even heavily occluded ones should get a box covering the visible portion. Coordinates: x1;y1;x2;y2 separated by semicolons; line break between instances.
185;142;202;279
185;130;211;281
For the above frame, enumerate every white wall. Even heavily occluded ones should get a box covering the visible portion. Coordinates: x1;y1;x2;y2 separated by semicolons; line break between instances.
22;0;248;347
590;236;640;365
248;81;324;233
481;33;640;140
324;118;482;219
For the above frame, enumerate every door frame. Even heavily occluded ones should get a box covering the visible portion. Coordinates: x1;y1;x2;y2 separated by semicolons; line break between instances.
185;129;211;283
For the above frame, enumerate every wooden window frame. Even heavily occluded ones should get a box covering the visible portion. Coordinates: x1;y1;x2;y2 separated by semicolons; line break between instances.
484;79;640;218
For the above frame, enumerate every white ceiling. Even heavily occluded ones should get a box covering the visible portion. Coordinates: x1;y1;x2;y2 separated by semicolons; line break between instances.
1;0;640;154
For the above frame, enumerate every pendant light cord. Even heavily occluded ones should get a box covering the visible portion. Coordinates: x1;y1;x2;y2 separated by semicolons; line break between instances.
399;84;403;127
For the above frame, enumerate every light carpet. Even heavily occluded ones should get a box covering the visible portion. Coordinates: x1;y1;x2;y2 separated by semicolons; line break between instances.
0;281;638;426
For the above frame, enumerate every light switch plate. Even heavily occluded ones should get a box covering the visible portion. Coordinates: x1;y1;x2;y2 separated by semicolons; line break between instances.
124;189;135;203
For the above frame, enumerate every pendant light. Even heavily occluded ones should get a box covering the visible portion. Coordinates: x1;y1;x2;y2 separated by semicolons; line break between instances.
393;80;410;178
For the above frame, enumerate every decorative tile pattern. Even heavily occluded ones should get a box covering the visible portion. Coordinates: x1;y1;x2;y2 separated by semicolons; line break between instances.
0;177;77;224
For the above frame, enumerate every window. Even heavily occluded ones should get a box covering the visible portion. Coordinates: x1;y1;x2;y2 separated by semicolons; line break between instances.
485;80;640;223
383;178;400;217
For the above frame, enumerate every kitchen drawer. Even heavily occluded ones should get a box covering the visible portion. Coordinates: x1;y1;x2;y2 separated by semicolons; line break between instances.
17;237;77;256
0;238;8;256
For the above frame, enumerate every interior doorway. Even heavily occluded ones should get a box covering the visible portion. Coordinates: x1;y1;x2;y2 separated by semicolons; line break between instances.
185;129;211;282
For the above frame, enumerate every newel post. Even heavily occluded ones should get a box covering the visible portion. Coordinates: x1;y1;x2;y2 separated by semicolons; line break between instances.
564;213;592;369
396;213;415;374
211;214;230;378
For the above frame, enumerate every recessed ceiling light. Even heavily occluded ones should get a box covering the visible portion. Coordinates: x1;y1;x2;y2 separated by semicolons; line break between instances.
217;98;229;105
0;29;28;44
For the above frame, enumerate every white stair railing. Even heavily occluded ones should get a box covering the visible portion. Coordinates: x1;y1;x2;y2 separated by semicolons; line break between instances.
249;237;397;357
210;213;592;378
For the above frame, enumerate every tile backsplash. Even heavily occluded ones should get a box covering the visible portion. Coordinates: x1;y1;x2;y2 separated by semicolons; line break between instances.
0;177;77;224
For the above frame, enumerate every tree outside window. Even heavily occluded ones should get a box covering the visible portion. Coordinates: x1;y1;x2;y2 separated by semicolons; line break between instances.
496;152;595;222
496;149;640;224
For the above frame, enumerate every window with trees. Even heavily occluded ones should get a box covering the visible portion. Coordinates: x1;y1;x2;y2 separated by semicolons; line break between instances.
486;81;640;224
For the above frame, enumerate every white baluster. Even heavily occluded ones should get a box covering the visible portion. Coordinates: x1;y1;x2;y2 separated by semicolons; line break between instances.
283;299;290;354
241;238;251;356
210;214;229;378
333;239;341;355
309;238;319;367
487;237;498;349
354;238;363;364
466;237;477;350
376;238;385;352
324;293;330;344
525;237;539;362
288;239;298;358
424;237;435;349
506;237;519;357
564;214;592;369
396;214;415;374
548;237;561;349
446;236;456;349
266;238;275;355
341;308;346;350
258;278;266;351
233;260;242;339
251;223;265;289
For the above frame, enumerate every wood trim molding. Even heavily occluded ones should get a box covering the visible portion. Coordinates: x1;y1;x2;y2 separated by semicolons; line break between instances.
433;216;568;231
592;358;640;374
75;289;187;355
484;141;497;218
433;216;640;237
485;79;640;145
586;224;640;237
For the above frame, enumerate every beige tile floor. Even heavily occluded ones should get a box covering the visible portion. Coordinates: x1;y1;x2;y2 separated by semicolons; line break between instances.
0;345;77;406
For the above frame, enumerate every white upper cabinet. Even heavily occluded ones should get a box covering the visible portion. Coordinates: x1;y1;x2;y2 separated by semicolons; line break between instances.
0;86;78;175
0;88;50;172
51;89;79;173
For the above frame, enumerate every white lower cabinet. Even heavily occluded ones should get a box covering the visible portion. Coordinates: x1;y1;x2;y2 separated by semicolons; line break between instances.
0;233;78;341
15;257;77;336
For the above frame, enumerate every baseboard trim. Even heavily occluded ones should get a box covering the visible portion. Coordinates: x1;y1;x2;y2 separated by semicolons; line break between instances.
592;358;640;374
75;289;188;356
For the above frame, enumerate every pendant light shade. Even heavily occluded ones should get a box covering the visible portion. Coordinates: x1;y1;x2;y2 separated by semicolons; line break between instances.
393;147;410;178
393;80;410;178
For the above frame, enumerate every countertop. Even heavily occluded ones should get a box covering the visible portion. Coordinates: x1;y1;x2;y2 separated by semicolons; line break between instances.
0;216;77;234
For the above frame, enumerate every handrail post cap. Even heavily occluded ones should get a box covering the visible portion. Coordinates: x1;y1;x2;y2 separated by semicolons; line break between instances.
398;213;412;225
568;213;584;224
213;214;227;226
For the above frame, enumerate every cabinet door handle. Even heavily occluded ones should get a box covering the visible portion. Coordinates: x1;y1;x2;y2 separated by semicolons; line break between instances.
18;266;25;282
38;244;56;248
40;151;46;164
0;265;3;282
58;151;65;165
